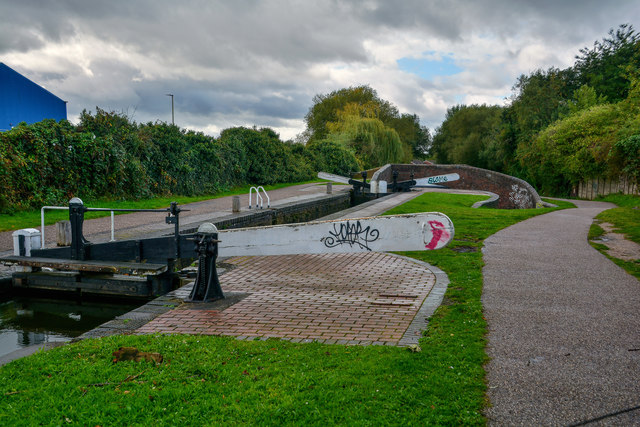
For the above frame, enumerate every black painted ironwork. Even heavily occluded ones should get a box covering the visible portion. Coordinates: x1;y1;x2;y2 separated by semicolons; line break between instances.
69;198;90;260
21;198;209;299
390;170;416;192
187;225;223;302
348;170;370;194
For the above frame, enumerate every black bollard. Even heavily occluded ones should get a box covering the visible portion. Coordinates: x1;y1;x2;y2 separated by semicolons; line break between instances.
69;197;90;260
187;223;224;302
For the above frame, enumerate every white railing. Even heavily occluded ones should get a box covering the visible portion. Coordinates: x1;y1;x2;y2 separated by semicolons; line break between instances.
40;206;117;249
248;186;270;209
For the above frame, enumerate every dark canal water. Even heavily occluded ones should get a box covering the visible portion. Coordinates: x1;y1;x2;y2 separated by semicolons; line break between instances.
0;295;139;360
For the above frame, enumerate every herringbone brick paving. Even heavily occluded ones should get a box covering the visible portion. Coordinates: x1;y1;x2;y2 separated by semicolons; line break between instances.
137;252;436;345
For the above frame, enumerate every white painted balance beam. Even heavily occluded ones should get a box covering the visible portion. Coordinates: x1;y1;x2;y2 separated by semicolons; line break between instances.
318;171;460;190
413;173;460;187
317;172;351;184
216;213;455;257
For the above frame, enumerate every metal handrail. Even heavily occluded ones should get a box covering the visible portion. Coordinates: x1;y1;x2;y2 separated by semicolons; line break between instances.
256;186;270;208
249;186;263;209
41;206;69;249
40;204;186;249
248;186;270;209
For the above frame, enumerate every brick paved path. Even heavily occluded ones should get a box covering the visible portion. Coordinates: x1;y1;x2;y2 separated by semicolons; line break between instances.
137;252;437;345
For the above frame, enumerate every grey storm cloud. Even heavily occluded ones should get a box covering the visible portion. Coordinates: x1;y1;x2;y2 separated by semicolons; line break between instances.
2;0;639;139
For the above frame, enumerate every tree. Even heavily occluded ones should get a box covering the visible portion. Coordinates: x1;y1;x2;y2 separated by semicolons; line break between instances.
324;113;406;169
517;77;640;196
305;139;360;176
304;85;399;144
218;127;315;185
508;68;575;144
612;135;640;185
560;85;608;118
303;85;429;164
389;113;431;159
574;24;640;103
431;104;502;169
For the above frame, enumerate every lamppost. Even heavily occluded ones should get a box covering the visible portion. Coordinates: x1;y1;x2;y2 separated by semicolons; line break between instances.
166;94;174;125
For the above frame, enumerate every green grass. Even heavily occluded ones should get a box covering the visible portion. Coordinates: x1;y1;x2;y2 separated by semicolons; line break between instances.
590;194;640;279
0;193;572;425
594;194;640;244
0;180;323;232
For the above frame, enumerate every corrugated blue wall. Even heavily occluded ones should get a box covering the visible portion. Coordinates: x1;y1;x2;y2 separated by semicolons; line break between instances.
0;63;67;131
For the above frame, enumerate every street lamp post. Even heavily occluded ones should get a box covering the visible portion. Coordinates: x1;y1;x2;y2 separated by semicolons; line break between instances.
166;94;174;125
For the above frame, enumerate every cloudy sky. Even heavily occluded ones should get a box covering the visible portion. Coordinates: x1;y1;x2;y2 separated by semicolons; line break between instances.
2;0;639;140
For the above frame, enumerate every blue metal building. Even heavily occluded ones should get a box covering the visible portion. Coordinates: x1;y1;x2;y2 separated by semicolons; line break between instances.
0;62;67;131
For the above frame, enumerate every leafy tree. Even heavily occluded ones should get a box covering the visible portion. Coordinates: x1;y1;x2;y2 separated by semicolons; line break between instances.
388;113;431;159
324;110;406;169
518;78;640;196
303;85;428;165
574;24;640;103
507;68;575;144
431;104;502;169
490;67;576;179
218;127;314;185
304;85;399;144
612;135;640;185
0;109;376;214
560;85;608;118
305;139;360;176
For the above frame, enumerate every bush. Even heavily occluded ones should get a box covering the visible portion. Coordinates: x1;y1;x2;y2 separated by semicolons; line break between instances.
612;135;640;185
219;127;315;185
306;139;360;176
0;113;346;214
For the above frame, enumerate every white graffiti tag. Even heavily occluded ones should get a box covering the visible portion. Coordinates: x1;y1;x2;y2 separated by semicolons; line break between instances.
509;185;532;209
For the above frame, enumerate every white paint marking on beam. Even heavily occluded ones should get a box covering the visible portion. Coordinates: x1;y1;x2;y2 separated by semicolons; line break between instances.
413;173;460;187
318;172;351;184
217;212;454;257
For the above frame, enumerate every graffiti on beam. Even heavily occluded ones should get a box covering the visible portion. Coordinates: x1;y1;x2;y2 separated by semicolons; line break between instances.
425;220;451;250
508;184;532;209
321;220;380;251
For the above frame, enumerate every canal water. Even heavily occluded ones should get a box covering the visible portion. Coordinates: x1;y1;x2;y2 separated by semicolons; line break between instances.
0;295;139;360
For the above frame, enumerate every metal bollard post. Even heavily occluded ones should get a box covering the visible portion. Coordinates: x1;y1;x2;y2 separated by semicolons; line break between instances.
326;182;332;194
69;197;90;260
187;223;224;302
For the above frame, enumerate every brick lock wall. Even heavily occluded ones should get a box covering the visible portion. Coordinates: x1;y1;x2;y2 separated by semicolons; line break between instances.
373;164;543;209
183;193;352;233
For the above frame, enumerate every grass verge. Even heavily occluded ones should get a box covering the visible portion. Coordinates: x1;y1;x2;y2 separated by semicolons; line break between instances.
0;193;573;425
0;180;323;232
589;194;640;279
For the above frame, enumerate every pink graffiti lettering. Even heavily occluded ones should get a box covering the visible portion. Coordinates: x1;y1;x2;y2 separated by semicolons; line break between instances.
425;220;450;250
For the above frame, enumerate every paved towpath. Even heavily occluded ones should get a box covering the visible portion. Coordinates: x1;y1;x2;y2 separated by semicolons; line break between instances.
483;200;640;426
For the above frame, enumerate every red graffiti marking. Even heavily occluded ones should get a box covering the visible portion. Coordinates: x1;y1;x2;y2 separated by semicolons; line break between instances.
426;220;450;250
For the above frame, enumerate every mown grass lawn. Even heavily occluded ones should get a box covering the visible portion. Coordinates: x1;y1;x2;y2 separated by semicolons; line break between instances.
589;194;640;279
0;193;573;426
